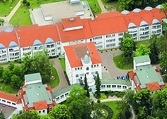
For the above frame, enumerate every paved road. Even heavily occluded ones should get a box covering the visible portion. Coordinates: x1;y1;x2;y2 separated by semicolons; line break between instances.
51;59;68;92
99;49;130;78
0;0;21;26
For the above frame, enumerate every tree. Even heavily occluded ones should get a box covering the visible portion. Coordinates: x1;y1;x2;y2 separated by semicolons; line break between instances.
26;2;30;8
12;111;40;119
13;65;23;78
118;0;134;11
66;86;92;119
2;68;11;83
134;44;150;57
0;65;3;78
84;74;90;97
95;72;101;98
11;74;22;89
22;52;52;83
160;52;167;75
49;104;71;119
0;111;5;119
160;2;167;18
149;35;159;64
119;33;135;59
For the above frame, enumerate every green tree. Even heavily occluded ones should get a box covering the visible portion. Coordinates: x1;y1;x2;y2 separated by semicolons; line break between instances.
0;111;5;119
95;73;101;98
12;111;40;119
160;52;167;75
22;52;52;83
84;74;90;97
11;75;22;89
0;65;3;78
134;44;150;57
66;86;92;119
119;33;135;59
118;0;134;11
40;114;53;119
49;104;71;119
13;65;23;78
2;68;11;83
149;35;159;64
160;2;167;18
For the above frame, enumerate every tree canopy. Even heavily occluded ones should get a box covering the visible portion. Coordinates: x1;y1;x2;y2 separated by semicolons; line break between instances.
134;44;150;57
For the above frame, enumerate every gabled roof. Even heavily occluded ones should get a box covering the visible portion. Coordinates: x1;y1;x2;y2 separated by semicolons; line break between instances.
146;82;161;91
16;25;60;47
0;30;18;48
0;91;18;102
57;19;93;42
34;100;48;110
89;16;127;36
64;42;101;68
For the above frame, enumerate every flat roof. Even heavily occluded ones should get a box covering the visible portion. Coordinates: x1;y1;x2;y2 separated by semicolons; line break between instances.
25;73;42;83
23;83;52;108
40;1;93;23
135;65;164;88
101;72;131;86
134;55;150;64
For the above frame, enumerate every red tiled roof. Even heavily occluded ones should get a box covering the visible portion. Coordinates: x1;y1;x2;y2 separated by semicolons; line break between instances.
64;42;101;68
57;19;93;42
0;91;18;102
0;31;18;47
16;25;60;47
89;16;127;36
146;82;161;91
96;11;121;19
128;71;136;80
61;17;83;29
33;100;48;110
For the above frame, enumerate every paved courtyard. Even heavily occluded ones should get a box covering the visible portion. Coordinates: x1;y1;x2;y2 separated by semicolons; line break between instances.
0;103;16;119
99;49;130;78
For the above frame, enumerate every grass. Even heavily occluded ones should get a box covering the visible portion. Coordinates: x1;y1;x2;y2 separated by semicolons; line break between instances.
135;39;150;48
101;0;118;11
113;54;133;70
59;58;65;71
48;67;60;88
87;0;101;14
103;101;120;119
100;93;107;99
10;0;65;26
0;82;17;94
0;0;19;17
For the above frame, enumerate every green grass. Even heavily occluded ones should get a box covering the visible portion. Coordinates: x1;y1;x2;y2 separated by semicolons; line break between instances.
113;54;133;70
48;67;60;88
0;0;19;17
101;0;118;11
135;39;150;48
0;82;17;94
10;0;65;26
59;58;65;71
10;6;32;26
103;101;120;119
100;93;107;99
87;0;101;14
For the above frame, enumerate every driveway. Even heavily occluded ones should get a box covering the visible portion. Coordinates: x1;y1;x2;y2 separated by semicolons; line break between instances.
99;49;130;78
51;58;68;92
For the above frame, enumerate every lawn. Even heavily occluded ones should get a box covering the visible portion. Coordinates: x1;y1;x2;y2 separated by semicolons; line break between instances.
135;39;150;48
59;58;65;71
10;0;65;26
0;0;19;17
87;0;101;14
113;54;133;70
0;82;17;94
101;0;118;11
103;101;120;119
48;67;60;88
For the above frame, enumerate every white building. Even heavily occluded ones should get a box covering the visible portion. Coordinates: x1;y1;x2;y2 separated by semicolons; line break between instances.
64;42;102;92
0;6;165;63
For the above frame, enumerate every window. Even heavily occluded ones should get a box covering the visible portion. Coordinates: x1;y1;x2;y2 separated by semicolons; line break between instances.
76;74;79;77
56;97;59;101
112;85;116;88
65;93;68;97
86;67;89;70
107;85;111;88
39;111;41;113
43;110;45;113
123;86;127;89
117;85;121;88
101;85;105;88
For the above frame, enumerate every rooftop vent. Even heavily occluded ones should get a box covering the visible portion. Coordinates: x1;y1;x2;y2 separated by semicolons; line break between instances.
69;18;75;21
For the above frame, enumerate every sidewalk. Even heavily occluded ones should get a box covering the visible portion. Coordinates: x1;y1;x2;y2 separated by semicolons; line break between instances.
0;0;21;26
